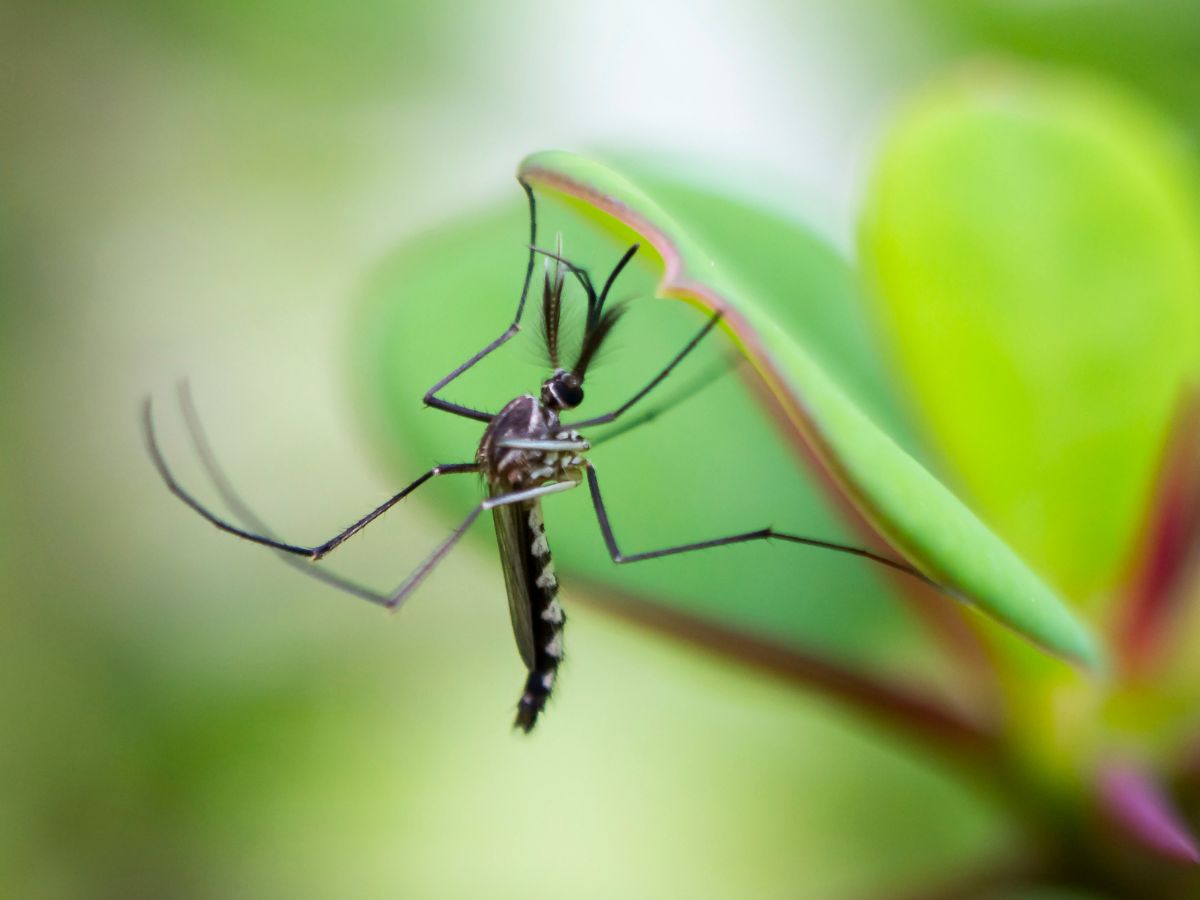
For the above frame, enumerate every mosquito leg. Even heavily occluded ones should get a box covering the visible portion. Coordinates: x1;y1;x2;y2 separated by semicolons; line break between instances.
176;380;480;568
589;354;737;448
176;384;398;607
306;460;479;560
565;311;724;430
596;243;641;311
529;245;598;301
422;179;539;423
585;466;939;588
144;395;477;560
385;480;579;611
496;438;590;452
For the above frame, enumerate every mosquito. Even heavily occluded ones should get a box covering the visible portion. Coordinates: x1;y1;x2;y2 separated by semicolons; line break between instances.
144;178;935;732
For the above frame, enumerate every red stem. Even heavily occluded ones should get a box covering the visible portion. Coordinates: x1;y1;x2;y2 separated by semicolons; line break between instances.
574;577;1000;764
1114;388;1200;677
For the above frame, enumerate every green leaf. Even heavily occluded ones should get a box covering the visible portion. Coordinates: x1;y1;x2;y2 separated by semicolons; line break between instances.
860;66;1200;606
517;151;1101;670
921;0;1200;136
352;179;937;674
353;152;1101;674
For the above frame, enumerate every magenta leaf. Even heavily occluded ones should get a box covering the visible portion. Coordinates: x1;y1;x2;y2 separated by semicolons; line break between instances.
1098;760;1200;864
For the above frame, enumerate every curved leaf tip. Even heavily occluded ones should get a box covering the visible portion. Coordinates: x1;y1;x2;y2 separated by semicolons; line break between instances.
518;150;1105;673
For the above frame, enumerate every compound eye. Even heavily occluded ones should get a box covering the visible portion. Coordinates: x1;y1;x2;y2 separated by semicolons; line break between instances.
557;382;584;409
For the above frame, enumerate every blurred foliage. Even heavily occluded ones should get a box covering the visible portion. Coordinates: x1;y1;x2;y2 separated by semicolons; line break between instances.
18;0;457;99
856;59;1200;898
5;0;1200;897
925;0;1200;140
861;65;1200;607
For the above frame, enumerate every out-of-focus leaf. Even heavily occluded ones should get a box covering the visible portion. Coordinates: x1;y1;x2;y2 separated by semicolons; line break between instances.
921;0;1200;137
860;66;1200;607
1097;760;1200;864
76;0;460;97
513;151;1099;670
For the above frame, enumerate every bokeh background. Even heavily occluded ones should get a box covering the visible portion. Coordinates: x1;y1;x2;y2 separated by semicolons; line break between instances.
4;2;1199;898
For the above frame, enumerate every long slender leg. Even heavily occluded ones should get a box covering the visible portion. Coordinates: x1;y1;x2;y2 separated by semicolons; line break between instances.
589;354;737;448
422;179;539;422
497;438;590;452
385;480;579;611
529;243;640;319
143;397;476;560
177;385;397;608
566;311;724;430
596;243;641;312
175;387;578;612
585;466;939;588
529;245;597;302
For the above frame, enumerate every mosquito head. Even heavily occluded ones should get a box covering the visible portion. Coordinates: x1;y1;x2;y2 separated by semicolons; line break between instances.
541;368;584;411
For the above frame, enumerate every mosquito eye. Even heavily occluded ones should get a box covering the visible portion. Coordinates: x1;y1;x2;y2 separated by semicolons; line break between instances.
557;383;584;408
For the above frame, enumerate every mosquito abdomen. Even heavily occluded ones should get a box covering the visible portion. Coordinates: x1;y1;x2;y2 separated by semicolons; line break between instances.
514;501;565;733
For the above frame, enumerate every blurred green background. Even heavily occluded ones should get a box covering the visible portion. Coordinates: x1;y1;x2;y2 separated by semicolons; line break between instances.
4;2;1198;898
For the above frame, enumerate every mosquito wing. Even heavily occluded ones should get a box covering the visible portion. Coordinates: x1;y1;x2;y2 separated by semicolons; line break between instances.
490;497;537;670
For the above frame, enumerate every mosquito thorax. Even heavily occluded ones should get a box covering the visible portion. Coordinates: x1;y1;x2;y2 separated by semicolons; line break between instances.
476;393;590;491
541;369;584;411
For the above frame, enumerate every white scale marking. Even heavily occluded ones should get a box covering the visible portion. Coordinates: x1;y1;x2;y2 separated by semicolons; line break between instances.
528;506;550;557
541;598;564;623
535;565;557;589
545;634;563;659
525;396;538;433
